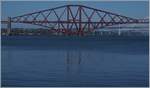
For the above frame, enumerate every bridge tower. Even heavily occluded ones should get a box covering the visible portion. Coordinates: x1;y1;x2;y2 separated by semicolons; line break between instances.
7;17;11;36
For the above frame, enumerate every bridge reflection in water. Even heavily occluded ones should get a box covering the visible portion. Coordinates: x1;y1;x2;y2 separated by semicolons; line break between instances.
1;39;149;86
65;50;82;82
66;50;81;71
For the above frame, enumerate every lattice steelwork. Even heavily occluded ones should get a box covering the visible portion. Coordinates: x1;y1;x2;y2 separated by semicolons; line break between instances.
10;5;149;35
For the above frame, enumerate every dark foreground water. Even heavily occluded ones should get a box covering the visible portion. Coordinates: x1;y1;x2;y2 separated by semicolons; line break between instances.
1;36;149;87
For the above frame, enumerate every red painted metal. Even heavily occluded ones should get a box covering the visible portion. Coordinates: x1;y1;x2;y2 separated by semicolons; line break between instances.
6;5;148;35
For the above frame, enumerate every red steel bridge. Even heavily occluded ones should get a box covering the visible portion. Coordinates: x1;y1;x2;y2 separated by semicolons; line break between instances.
1;5;149;36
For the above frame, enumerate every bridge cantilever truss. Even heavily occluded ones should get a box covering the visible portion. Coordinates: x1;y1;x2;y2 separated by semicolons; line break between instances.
5;5;149;35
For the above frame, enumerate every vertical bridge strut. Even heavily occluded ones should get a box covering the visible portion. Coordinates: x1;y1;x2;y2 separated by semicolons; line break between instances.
7;17;11;36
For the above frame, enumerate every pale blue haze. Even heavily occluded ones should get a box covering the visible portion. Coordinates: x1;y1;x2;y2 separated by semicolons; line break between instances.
2;1;149;20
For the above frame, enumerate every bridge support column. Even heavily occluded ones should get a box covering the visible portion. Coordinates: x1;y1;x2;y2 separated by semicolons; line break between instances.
7;17;11;36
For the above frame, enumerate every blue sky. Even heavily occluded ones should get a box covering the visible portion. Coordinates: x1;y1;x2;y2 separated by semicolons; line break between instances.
1;1;149;28
2;1;149;19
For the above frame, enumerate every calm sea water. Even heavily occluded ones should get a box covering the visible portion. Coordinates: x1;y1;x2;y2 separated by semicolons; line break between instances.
1;36;149;87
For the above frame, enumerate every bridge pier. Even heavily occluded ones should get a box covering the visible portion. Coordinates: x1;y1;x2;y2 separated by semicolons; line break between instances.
7;17;11;36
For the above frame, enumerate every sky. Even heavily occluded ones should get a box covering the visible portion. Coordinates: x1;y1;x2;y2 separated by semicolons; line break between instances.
1;1;149;28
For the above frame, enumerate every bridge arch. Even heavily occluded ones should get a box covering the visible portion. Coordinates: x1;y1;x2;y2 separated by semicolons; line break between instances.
3;5;149;35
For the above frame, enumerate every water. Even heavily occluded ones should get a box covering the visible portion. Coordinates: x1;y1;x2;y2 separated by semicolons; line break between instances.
1;36;149;87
